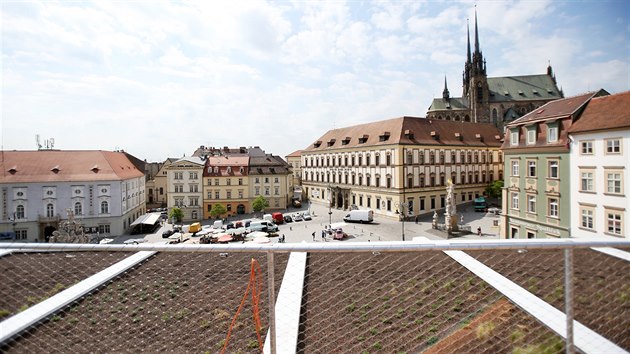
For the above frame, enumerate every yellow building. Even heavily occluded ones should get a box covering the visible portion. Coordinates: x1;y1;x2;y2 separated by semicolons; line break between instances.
203;155;250;219
301;116;503;219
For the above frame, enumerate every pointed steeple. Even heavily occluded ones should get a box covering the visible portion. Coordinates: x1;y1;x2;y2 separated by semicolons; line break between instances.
466;19;471;64
442;76;450;100
474;9;480;54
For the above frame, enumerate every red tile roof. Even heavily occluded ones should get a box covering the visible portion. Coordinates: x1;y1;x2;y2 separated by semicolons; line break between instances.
0;150;144;183
568;91;630;133
286;150;302;157
303;117;502;152
506;90;604;127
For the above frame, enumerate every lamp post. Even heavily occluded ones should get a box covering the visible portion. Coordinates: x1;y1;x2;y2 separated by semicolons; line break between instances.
327;185;332;227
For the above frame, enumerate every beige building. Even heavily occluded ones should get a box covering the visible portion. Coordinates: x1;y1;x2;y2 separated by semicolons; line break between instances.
286;150;303;201
166;157;204;222
301;117;503;220
203;155;250;219
248;149;293;211
146;158;177;207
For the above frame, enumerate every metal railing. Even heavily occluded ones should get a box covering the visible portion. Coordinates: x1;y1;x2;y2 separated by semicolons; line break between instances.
0;239;628;354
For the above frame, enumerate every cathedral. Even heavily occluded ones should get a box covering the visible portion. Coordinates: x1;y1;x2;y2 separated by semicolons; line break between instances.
426;12;563;129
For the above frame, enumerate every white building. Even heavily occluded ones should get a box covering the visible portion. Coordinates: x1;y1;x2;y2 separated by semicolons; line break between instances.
569;91;630;239
166;157;204;222
0;150;146;241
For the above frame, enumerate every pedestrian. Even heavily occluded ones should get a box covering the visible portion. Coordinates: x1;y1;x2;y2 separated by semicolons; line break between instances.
321;230;326;241
312;232;315;241
281;234;285;243
290;226;292;231
477;227;482;236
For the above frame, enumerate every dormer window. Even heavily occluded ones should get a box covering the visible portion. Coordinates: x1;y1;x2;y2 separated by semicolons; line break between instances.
227;166;232;173
313;141;322;148
378;132;390;142
342;137;351;145
327;139;336;147
430;131;439;140
454;132;462;141
404;129;414;139
527;127;537;145
358;135;368;144
510;129;519;146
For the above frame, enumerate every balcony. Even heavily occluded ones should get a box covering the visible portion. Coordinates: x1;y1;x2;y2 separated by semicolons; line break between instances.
0;239;628;353
37;214;61;224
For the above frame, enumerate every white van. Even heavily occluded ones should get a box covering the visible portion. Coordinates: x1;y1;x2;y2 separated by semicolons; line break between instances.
263;214;273;222
343;209;374;223
212;220;224;229
248;220;278;233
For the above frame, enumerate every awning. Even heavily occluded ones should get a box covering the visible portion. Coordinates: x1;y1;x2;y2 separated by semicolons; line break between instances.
130;213;161;226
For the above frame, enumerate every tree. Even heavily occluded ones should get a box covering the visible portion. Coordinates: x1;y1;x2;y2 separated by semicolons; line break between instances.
251;196;269;214
210;204;227;219
169;207;184;223
485;180;504;199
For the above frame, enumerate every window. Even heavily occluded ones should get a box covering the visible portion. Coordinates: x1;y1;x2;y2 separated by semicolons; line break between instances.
189;197;199;206
581;141;593;155
238;178;243;185
226;191;232;199
527;195;536;213
375;176;380;187
227;179;231;186
274;187;279;195
264;177;269;183
255;177;260;184
606;212;622;235
386;155;391;166
375;155;380;166
255;187;260;196
16;205;25;219
510;130;519;146
74;202;82;216
386;177;391;188
274;177;279;183
189;184;198;193
238;190;243;199
548;160;559;179
527;160;536;177
511;160;519;176
174;172;183;180
215;191;220;199
175;185;183;193
265;187;270;195
16;230;27;240
511;192;519;210
100;201;109;214
189;172;198;179
46;203;54;217
547;126;558;143
98;225;111;234
527;129;536;144
606;139;621;154
580;207;594;230
548;198;558;217
581;171;594;192
527;231;536;239
606;171;622;194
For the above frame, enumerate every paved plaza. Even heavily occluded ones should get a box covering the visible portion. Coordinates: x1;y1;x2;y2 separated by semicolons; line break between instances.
133;201;502;245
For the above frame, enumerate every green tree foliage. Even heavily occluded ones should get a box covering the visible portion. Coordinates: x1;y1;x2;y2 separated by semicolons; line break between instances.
169;207;184;223
210;204;227;218
485;180;504;199
251;196;269;213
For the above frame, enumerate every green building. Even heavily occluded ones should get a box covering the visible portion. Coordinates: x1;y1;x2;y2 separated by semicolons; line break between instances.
500;90;607;239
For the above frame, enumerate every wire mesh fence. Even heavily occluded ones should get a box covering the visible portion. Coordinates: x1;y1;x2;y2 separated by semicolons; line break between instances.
0;241;628;353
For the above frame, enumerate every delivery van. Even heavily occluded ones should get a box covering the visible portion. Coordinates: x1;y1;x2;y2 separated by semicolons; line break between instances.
343;209;374;223
189;222;202;234
248;220;279;233
474;197;488;212
272;212;284;224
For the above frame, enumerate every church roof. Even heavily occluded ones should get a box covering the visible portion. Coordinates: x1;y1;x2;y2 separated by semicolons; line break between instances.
487;74;561;102
427;97;469;112
503;107;521;122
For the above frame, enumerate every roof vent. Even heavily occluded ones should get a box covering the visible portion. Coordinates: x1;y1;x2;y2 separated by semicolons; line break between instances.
8;166;17;174
91;165;100;173
51;165;60;174
475;134;483;142
404;129;414;139
546;88;553;93
430;131;439;140
504;91;510;96
518;90;524;95
454;132;462;140
532;89;539;94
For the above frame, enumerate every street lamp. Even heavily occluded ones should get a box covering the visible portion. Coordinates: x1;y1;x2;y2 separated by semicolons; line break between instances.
327;184;333;227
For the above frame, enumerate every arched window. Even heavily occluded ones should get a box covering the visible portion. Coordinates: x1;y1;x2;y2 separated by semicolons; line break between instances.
446;115;451;120
454;115;460;121
464;115;471;122
100;201;109;214
492;109;498;125
74;202;82;216
46;203;54;217
461;172;466;184
16;205;25;219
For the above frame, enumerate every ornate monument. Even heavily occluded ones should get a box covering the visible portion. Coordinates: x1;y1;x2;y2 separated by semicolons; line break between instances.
444;179;459;234
49;209;90;243
432;210;438;229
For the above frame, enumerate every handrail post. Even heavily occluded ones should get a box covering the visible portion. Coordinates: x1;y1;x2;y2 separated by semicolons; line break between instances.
267;251;276;354
564;248;574;354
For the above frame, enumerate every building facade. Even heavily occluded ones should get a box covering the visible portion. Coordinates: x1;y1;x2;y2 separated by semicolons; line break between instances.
426;12;563;129
146;158;177;207
301;117;503;220
286;150;303;201
568;91;629;239
203;155;250;219
248;150;293;211
0;150;146;241
500;90;607;239
166;157;204;222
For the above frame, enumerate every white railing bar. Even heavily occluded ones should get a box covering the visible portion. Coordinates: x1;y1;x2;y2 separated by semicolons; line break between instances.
1;239;629;253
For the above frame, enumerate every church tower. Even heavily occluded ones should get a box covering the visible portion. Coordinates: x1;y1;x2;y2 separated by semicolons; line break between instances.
466;10;490;123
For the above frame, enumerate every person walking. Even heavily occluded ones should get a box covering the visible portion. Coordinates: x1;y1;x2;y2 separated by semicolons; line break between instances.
312;232;315;241
321;230;326;241
477;227;482;236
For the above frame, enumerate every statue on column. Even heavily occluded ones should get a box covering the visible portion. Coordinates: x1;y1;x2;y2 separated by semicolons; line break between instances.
444;179;459;234
432;210;438;229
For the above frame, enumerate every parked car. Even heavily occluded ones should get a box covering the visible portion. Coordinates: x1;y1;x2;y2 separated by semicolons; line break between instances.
302;211;312;221
272;212;284;224
292;213;303;222
162;230;175;238
283;214;293;223
334;228;348;240
124;238;148;244
343;209;374;223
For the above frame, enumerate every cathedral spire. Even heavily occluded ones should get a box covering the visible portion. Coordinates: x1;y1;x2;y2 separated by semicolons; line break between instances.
474;9;480;54
466;19;471;64
442;76;450;100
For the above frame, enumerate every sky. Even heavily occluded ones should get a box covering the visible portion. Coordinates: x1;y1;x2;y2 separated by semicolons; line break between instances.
2;0;629;162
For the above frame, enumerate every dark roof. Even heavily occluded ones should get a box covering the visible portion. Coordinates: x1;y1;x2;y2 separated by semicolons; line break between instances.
487;74;561;102
303;116;502;153
248;155;290;175
427;97;470;112
0;150;144;183
506;90;606;127
569;91;630;134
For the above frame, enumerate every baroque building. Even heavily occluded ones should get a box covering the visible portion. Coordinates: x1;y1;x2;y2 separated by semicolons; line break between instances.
0;150;146;241
301;117;503;220
427;12;563;129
